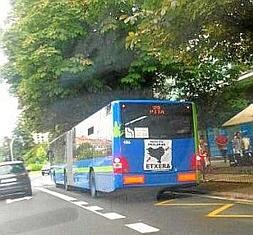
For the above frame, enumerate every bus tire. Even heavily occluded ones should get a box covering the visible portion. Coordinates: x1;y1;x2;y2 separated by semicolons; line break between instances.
52;171;56;183
55;183;62;188
89;171;97;198
156;190;175;201
64;172;70;191
156;190;165;201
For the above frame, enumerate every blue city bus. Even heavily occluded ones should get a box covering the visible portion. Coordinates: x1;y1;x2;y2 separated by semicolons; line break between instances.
51;100;198;197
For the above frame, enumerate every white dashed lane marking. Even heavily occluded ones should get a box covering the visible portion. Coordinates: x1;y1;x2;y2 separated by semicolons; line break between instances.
102;212;126;220
6;196;32;204
38;188;160;233
125;223;160;234
72;201;88;206
86;206;104;211
38;187;77;201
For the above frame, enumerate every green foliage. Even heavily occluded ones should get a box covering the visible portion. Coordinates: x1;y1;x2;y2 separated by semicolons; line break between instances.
122;0;251;128
1;0;252;133
0;137;11;162
125;0;253;64
76;143;94;159
76;143;105;159
1;0;138;131
121;53;159;88
24;144;48;165
27;163;44;171
6;118;37;162
1;0;92;130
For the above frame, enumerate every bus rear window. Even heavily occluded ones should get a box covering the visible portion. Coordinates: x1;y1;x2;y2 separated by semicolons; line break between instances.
121;103;193;139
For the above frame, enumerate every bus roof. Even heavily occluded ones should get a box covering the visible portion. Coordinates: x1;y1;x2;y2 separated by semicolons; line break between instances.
50;99;194;141
111;99;192;105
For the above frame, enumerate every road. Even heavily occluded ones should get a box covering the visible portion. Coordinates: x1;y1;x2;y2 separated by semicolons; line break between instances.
0;173;252;235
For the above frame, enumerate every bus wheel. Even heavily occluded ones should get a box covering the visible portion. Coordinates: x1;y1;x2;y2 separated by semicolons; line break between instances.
52;171;56;184
156;190;175;201
89;171;97;198
156;190;165;201
64;173;70;191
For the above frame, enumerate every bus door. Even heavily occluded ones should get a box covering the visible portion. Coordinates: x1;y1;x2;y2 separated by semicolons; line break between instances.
65;130;74;187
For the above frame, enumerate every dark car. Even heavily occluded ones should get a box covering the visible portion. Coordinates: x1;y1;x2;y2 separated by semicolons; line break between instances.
0;161;32;198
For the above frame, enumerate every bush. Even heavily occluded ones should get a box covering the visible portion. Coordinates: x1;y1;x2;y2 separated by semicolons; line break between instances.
27;163;43;171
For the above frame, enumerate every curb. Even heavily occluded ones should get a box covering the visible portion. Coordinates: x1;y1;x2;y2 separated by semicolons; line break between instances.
195;180;253;201
174;184;253;202
206;176;253;183
211;192;253;201
174;191;253;204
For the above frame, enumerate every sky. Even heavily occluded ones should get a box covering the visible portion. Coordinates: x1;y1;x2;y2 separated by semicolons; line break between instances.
0;0;19;140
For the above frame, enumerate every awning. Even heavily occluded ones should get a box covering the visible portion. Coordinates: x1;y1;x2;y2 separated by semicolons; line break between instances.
222;104;253;127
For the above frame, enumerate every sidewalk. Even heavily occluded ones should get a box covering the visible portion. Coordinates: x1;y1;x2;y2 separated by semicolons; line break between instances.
205;174;253;183
196;159;253;200
205;159;253;183
196;181;253;200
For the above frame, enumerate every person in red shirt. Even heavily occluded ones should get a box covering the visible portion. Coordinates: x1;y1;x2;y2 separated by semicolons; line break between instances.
215;134;228;163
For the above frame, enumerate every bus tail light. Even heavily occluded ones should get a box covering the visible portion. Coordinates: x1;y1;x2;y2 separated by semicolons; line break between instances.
113;157;129;174
123;175;144;185
177;172;197;182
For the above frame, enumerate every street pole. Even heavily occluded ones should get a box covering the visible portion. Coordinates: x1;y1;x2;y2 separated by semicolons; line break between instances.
10;138;15;161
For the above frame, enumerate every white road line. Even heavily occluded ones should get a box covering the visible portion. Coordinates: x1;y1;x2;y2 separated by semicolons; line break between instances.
38;188;159;233
38;187;77;201
85;206;104;211
125;223;160;234
6;196;32;204
102;212;126;220
72;201;89;206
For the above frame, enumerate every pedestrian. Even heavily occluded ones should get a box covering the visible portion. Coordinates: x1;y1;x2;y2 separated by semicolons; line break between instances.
215;134;228;163
232;131;242;165
198;135;210;180
241;131;251;153
241;131;252;165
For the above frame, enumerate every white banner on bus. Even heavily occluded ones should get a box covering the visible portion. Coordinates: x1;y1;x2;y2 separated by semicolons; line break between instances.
125;127;135;138
144;139;172;171
125;127;149;139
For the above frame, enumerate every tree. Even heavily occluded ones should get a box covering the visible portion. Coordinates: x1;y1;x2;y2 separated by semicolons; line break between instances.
125;0;253;65
11;118;35;160
1;0;252;133
0;137;12;162
1;0;143;131
76;143;94;159
123;0;252;128
24;144;47;167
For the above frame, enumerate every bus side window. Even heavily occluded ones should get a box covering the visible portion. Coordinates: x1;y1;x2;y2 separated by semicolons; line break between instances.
88;127;94;136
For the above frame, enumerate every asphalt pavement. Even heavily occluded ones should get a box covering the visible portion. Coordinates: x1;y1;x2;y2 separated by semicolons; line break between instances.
0;173;252;235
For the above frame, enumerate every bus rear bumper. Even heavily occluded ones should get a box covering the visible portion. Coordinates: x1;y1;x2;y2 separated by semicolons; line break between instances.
122;182;197;191
105;182;197;200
